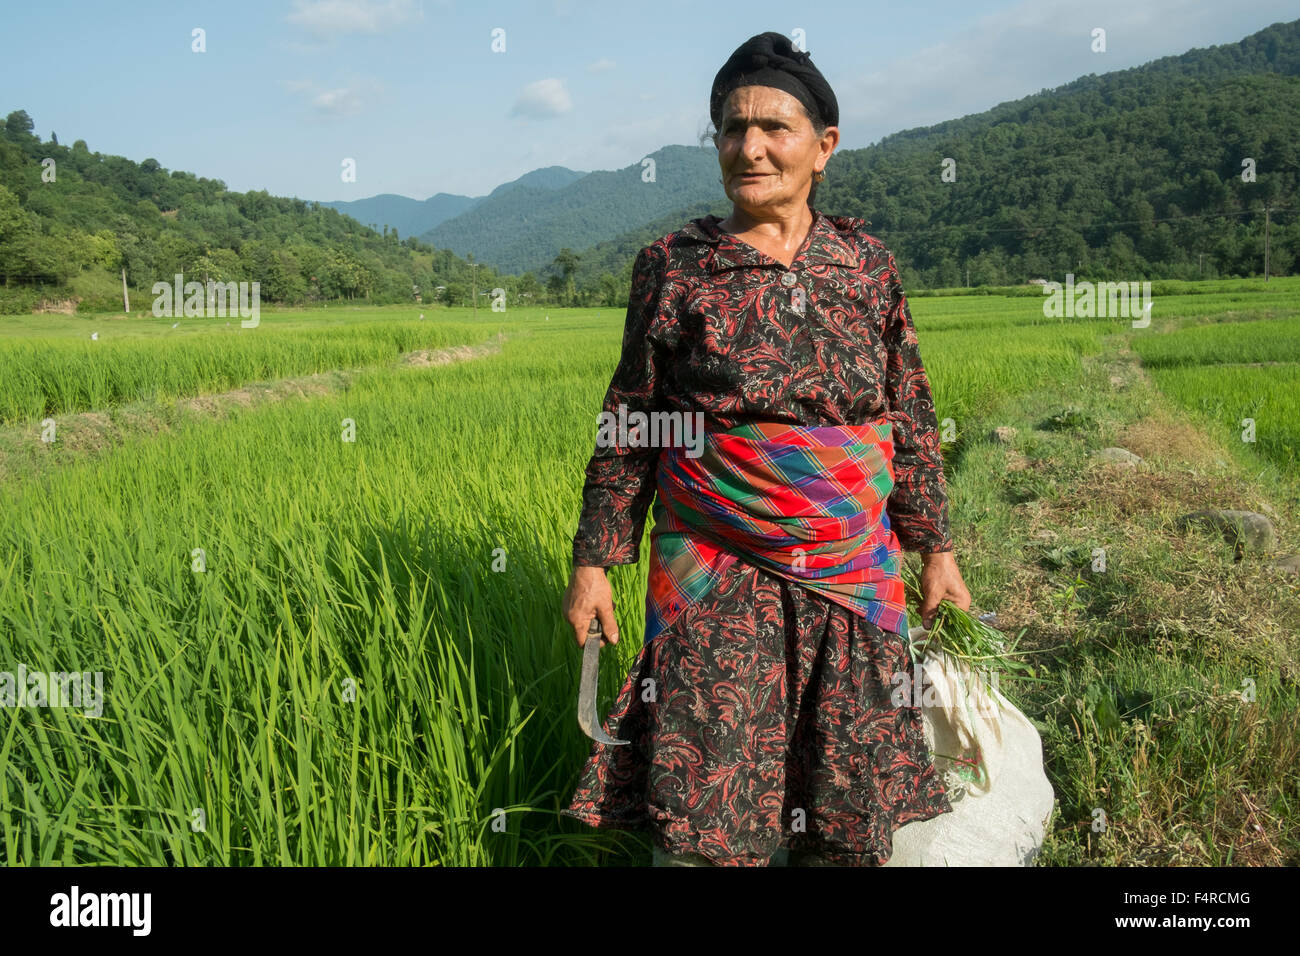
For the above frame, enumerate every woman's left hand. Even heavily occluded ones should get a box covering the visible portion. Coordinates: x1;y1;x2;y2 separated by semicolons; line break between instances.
918;550;971;630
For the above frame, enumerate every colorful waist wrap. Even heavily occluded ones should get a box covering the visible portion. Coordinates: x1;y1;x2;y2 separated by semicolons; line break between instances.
645;416;909;645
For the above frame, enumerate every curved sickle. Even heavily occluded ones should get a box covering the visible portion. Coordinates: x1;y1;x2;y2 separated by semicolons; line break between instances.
577;618;629;746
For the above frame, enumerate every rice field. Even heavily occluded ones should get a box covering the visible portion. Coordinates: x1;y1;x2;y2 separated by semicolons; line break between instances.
1130;309;1300;471
0;281;1295;866
0;310;507;423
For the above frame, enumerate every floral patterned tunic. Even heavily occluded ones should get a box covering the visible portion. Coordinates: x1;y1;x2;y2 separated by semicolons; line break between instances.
562;208;955;865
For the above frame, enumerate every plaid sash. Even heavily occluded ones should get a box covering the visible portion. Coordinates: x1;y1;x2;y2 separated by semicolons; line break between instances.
645;416;909;645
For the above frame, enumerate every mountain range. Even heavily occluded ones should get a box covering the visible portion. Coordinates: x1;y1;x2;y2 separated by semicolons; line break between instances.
320;165;587;241
1;18;1296;315
321;18;1300;288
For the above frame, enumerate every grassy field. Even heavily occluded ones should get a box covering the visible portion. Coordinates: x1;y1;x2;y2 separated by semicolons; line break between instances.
1128;315;1300;472
0;308;511;423
0;284;1296;865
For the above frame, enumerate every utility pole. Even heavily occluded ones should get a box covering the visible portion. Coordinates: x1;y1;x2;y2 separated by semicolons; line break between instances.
121;267;130;314
1264;204;1270;282
471;260;478;316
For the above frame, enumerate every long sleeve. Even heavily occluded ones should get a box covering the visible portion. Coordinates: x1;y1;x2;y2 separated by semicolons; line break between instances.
571;244;672;567
880;251;955;554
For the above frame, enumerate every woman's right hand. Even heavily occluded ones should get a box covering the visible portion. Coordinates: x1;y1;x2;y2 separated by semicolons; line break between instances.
563;565;619;647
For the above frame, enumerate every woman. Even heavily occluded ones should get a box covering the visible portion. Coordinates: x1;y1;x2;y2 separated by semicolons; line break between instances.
560;31;971;867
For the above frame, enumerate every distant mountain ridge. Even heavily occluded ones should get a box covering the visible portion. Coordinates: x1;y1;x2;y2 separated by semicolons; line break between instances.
2;17;1295;317
319;166;587;240
417;144;721;274
318;192;477;239
327;18;1300;285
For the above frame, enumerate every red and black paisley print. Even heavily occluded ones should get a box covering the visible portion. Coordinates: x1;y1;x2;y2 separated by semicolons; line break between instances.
561;558;953;865
563;209;956;865
571;208;954;569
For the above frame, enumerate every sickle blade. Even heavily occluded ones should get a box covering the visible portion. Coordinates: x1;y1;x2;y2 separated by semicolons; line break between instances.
577;618;629;745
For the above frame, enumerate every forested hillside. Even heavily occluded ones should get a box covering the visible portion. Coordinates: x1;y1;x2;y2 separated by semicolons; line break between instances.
811;20;1300;286
0;112;508;313
1;18;1297;313
592;18;1300;291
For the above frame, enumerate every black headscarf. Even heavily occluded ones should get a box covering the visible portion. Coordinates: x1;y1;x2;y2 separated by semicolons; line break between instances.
709;32;839;133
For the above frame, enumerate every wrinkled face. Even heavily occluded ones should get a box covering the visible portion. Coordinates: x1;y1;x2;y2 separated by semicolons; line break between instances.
714;85;833;214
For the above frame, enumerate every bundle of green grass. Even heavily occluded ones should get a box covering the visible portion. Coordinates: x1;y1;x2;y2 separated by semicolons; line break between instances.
900;561;1036;698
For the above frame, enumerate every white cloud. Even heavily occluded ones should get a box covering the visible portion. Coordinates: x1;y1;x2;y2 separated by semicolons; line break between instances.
287;76;383;117
313;88;362;115
286;0;422;37
511;78;573;118
587;57;616;73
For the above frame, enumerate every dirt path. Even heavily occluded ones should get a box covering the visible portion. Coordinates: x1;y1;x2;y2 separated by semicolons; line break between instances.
0;336;505;482
939;329;1298;865
981;332;1297;653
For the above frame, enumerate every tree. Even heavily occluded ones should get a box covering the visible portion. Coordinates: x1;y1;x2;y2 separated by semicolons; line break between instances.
597;272;622;306
0;185;38;281
516;271;541;306
551;248;579;305
4;110;35;139
545;273;565;303
443;280;468;307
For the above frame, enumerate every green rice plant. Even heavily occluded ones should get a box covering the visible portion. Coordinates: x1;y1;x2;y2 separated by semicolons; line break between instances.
2;285;1290;866
0;311;523;424
1132;316;1300;368
1147;359;1299;471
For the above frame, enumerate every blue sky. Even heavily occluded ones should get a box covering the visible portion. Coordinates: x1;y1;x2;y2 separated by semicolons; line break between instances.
2;0;1295;203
